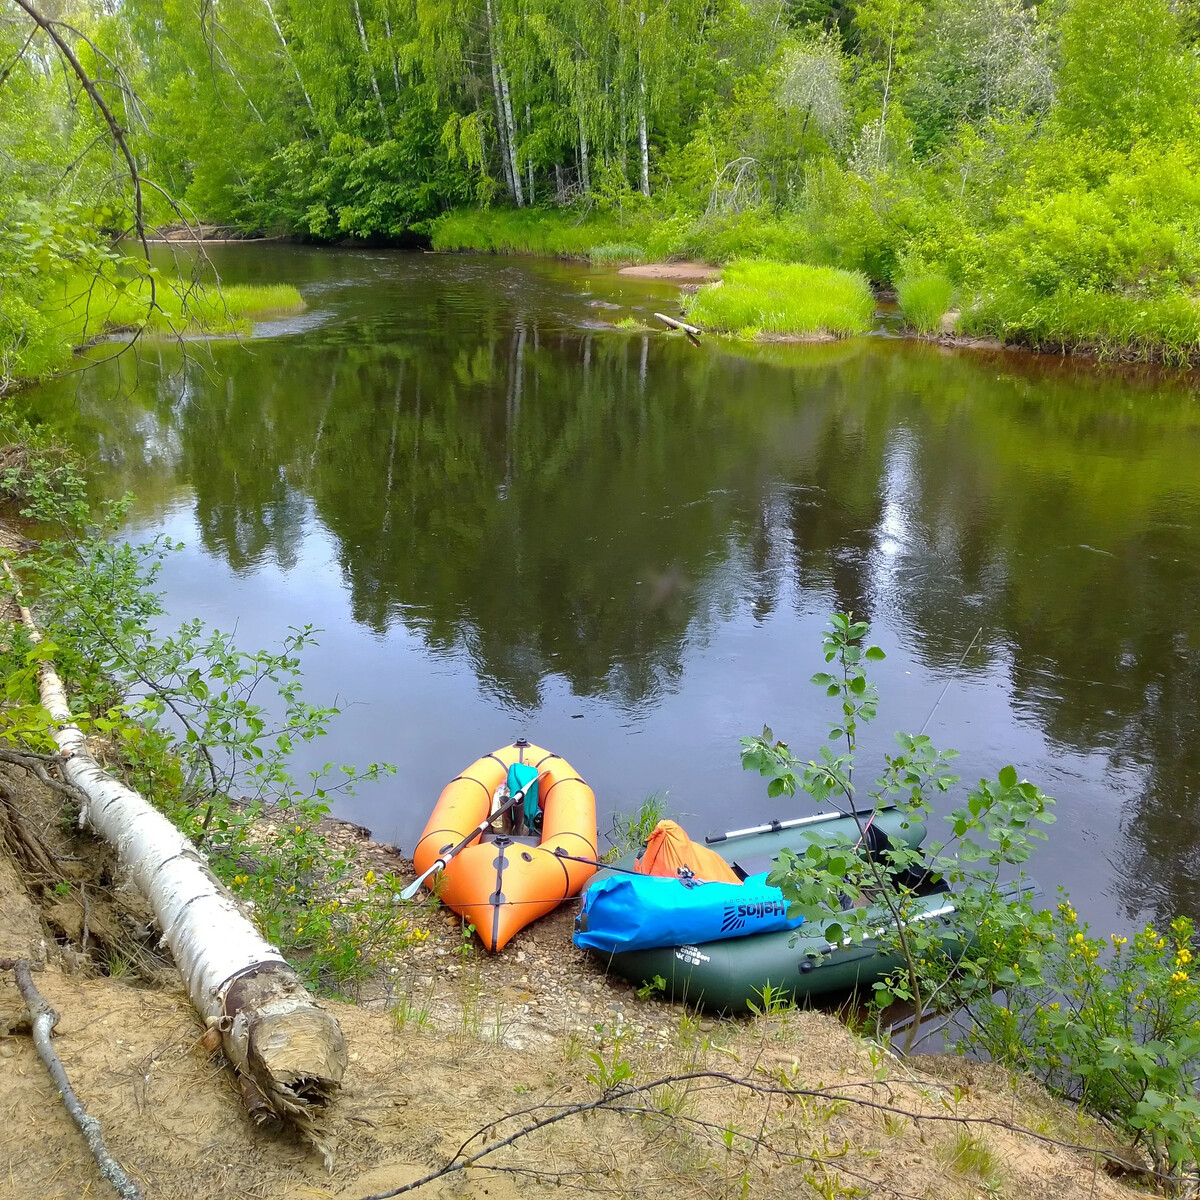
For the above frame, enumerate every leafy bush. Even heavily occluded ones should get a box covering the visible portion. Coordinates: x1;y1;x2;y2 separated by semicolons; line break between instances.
3;466;415;995
898;273;956;333
741;614;1055;1046
685;260;875;338
966;902;1200;1182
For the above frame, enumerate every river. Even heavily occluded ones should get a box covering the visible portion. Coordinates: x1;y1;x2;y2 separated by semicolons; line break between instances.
23;245;1200;936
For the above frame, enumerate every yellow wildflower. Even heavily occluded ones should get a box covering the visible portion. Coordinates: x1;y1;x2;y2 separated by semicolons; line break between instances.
1171;971;1189;985
1111;935;1127;948
365;869;376;885
1176;947;1193;966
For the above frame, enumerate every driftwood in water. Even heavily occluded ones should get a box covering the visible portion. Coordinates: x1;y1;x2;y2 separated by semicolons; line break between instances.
654;312;703;345
1;957;144;1199
6;573;347;1164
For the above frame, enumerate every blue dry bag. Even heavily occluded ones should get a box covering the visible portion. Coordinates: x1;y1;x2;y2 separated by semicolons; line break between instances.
573;872;802;954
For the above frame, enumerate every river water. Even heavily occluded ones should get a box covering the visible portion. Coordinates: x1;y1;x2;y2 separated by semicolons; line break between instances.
23;246;1200;936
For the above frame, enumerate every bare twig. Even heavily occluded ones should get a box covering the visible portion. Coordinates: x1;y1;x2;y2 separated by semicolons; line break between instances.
0;958;145;1200
350;1068;1153;1200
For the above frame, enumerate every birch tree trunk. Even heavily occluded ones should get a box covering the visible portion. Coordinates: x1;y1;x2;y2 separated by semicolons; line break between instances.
637;11;650;198
382;9;401;94
353;0;387;123
10;587;347;1164
487;0;524;207
261;0;321;133
578;110;590;193
525;103;534;204
485;0;518;201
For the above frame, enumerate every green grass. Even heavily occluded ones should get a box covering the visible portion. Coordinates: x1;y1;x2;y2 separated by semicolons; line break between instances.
684;260;874;339
897;273;955;334
607;792;669;857
52;275;305;341
589;243;647;265
964;283;1200;365
431;207;629;258
2;273;305;386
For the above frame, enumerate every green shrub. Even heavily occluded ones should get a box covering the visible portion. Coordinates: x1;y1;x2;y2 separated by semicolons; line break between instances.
966;902;1200;1181
897;273;955;333
685;260;874;338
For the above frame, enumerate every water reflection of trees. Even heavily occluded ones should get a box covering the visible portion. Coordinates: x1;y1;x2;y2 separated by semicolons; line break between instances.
23;287;1200;921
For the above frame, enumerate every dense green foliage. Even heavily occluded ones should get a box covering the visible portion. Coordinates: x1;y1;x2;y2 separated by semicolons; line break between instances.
5;0;1200;359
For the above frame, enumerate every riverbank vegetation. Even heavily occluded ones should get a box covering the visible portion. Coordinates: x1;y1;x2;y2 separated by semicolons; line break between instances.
4;0;1200;360
685;261;874;339
743;614;1200;1185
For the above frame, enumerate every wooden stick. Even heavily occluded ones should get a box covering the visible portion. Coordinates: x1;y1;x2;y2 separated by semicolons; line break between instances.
654;312;702;344
0;958;144;1199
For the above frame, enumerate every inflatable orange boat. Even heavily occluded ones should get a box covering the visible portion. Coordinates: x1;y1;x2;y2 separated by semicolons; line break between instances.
412;741;598;950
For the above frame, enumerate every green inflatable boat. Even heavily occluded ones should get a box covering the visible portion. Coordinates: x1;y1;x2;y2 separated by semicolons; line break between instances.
581;806;969;1013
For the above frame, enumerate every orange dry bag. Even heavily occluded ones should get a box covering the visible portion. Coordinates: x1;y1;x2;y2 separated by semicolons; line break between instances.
636;819;743;885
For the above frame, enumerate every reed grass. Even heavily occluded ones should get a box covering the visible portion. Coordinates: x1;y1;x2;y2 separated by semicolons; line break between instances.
589;243;647;265
897;273;955;334
964;284;1200;365
431;208;628;258
685;260;874;339
4;275;305;384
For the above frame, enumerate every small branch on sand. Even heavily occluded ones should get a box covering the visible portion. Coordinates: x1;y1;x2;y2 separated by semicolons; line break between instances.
348;1069;1154;1200
0;957;145;1200
654;312;703;345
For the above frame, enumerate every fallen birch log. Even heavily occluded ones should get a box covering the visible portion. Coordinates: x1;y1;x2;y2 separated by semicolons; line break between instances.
1;957;144;1199
654;312;703;345
6;574;346;1164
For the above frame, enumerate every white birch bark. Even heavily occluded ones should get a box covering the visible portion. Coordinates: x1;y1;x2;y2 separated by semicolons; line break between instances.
525;102;534;203
353;0;387;122
637;11;650;197
261;0;321;131
382;9;401;94
9;581;346;1163
485;0;517;200
578;110;590;193
488;0;523;206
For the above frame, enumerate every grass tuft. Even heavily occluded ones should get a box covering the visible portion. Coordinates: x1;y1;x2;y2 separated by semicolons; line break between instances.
607;792;668;856
589;243;647;265
685;260;874;339
897;273;955;334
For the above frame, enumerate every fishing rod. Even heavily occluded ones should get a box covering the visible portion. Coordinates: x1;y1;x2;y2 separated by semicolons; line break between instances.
398;770;547;901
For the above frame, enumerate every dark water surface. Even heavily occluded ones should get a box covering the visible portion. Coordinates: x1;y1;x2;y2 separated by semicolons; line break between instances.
25;246;1200;935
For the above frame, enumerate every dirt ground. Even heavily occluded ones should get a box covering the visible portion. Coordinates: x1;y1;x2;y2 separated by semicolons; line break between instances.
1;765;1145;1200
617;262;720;281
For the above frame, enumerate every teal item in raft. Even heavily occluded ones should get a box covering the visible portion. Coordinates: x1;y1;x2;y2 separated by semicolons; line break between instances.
506;761;541;830
574;871;802;954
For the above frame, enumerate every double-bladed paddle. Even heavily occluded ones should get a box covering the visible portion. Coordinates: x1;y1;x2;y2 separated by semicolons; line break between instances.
398;770;547;901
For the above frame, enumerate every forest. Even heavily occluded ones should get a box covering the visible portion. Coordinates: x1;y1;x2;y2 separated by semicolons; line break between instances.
4;0;1200;374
